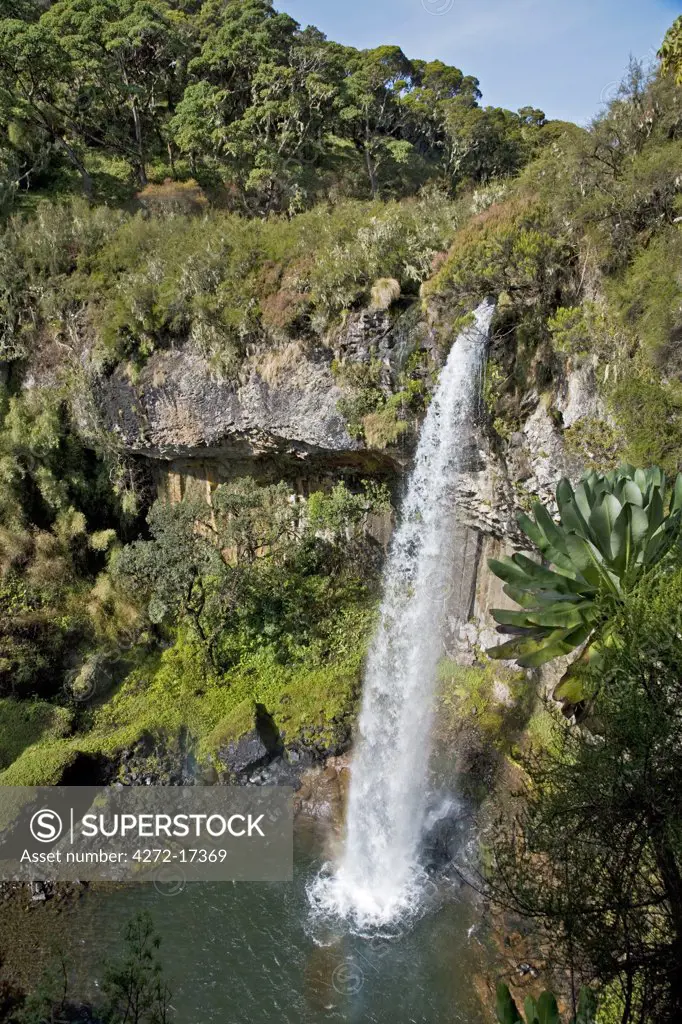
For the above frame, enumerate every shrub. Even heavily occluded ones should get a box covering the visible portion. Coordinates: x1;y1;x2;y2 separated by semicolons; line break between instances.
608;366;682;475
362;406;408;449
370;277;401;310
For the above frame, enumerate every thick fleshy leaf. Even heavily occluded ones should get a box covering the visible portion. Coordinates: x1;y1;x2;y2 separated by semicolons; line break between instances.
516;510;548;552
573;481;593;524
589;493;622;559
564;535;605;586
495;624;543;637
503;585;547;609
524;997;538;1024
526;603;599;628
492;608;546;628
553;674;589;704
575;986;598;1024
628;503;649;550
672;473;682;513
609;505;631;575
492;604;589;630
533;503;566;549
647;486;664;535
488;557;534;587
643;524;673;565
634;468;648;493
533;505;576;572
496;984;522;1024
488;465;677;673
561;621;594;649
556;477;575;509
487;635;556;662
536;991;560;1024
560;500;593;542
620;479;644;507
504;585;584;606
511;554;587;594
511;623;593;668
518;636;578;667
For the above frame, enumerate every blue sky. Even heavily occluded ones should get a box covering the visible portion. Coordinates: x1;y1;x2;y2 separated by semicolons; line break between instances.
277;0;680;124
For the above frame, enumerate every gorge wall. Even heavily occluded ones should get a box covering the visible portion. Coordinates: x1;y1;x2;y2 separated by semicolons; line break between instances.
85;297;602;691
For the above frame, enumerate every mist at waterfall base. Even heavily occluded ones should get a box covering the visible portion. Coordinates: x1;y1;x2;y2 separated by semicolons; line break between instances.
309;300;496;933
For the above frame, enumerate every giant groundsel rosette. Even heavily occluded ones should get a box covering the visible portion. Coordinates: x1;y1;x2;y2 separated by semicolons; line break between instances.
487;466;682;707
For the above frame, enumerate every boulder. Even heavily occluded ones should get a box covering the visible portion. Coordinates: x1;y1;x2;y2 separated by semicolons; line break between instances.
219;704;283;779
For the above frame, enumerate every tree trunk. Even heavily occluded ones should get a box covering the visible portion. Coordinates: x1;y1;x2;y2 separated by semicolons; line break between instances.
167;141;176;180
131;99;147;187
364;145;378;198
54;136;93;200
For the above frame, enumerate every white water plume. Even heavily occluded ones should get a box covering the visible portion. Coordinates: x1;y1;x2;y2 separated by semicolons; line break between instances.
309;300;495;931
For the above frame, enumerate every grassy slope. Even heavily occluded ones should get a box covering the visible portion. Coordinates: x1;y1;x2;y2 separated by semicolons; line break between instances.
0;619;370;785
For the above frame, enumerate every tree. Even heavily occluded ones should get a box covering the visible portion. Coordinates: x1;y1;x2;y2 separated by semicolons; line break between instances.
0;18;95;197
0;955;24;1023
102;912;171;1024
441;103;531;186
171;0;346;209
113;478;302;661
403;59;480;180
487;466;682;708
659;16;682;84
488;562;682;1023
336;45;415;197
42;0;190;187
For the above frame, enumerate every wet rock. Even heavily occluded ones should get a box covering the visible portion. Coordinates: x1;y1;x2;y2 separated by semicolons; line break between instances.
294;755;350;823
116;731;196;786
224;731;272;776
245;756;302;788
219;704;283;780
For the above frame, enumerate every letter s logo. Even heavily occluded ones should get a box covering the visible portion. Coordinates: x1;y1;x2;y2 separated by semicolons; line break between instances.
30;809;63;844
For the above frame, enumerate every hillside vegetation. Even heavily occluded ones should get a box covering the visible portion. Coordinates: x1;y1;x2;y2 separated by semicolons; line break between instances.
0;6;681;1021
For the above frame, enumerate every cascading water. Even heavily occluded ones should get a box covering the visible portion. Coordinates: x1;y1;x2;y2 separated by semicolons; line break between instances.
309;299;495;932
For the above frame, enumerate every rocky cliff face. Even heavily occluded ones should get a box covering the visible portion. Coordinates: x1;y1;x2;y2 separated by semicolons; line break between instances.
443;356;603;694
96;345;354;463
82;299;599;662
82;308;429;507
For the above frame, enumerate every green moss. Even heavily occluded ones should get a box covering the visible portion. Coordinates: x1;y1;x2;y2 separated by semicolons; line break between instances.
525;704;562;755
0;699;73;771
269;661;359;750
203;700;258;755
0;741;79;786
437;657;527;748
609;365;682;475
0;613;370;784
361;406;408;449
563;417;624;470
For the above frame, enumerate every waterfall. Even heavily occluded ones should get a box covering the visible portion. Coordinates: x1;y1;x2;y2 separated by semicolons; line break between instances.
309;300;495;932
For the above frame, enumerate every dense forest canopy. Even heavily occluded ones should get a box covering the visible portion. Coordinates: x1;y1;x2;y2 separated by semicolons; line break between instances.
0;0;552;212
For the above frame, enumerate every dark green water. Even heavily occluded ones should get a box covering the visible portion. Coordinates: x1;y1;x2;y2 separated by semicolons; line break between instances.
35;820;487;1023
